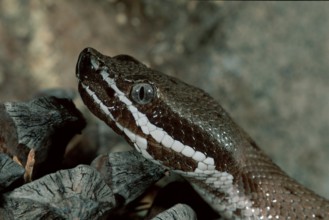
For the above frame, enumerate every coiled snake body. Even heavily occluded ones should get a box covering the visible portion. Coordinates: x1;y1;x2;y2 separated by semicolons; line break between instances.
76;47;329;219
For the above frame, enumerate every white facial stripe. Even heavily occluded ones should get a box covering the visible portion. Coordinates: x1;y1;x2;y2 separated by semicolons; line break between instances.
192;151;206;162
129;105;138;113
150;129;165;143
197;161;208;171
124;128;136;142
98;70;216;170
181;145;195;157
120;96;132;106
172;140;185;152
137;116;148;126
140;126;150;135
146;122;157;132
115;122;124;130
203;157;215;166
81;83;115;122
136;135;147;150
161;135;174;148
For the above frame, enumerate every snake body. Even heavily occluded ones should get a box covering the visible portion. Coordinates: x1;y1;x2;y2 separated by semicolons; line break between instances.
76;47;329;219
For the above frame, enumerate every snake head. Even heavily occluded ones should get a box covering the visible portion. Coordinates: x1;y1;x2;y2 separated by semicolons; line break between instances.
76;47;239;174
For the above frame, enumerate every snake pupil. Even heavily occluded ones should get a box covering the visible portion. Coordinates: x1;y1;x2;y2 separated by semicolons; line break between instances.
139;86;145;100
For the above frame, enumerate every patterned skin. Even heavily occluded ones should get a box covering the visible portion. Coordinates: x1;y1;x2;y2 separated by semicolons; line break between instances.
76;47;329;219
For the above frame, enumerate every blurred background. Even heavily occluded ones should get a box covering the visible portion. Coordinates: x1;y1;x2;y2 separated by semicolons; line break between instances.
0;0;328;199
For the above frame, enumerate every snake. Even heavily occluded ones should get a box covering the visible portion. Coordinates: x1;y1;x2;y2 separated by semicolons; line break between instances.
76;47;329;219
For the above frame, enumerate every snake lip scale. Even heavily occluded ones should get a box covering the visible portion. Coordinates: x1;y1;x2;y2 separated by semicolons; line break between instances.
76;47;329;219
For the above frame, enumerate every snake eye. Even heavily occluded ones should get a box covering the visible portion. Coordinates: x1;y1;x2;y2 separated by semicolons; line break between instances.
131;83;155;104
